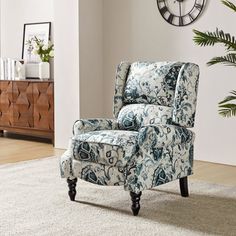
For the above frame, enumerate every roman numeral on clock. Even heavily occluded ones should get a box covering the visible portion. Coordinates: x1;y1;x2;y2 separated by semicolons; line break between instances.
168;14;174;24
179;17;184;26
195;3;203;11
160;6;168;15
188;13;194;21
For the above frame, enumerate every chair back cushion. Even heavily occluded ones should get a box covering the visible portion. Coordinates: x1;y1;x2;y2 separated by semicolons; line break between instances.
123;62;184;106
113;61;200;129
117;104;173;131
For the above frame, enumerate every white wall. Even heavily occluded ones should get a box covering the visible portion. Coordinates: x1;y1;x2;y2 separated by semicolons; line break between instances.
0;0;80;148
54;0;80;148
102;0;236;165
0;0;54;58
79;0;104;118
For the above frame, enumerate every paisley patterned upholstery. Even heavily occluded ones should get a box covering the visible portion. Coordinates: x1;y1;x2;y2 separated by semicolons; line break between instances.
113;62;131;118
60;61;200;195
73;160;125;186
124;61;184;106
117;104;173;130
71;130;139;167
172;63;199;127
73;118;118;135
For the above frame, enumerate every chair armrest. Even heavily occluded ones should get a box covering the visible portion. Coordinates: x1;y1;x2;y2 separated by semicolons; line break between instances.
73;118;118;135
138;124;194;149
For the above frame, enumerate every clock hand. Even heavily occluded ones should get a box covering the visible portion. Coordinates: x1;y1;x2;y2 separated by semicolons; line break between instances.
179;1;182;16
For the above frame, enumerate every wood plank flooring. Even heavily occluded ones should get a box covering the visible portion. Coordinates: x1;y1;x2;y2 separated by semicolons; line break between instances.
0;133;64;164
0;134;235;186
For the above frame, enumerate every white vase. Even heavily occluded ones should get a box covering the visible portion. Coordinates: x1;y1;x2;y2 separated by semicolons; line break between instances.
39;62;50;80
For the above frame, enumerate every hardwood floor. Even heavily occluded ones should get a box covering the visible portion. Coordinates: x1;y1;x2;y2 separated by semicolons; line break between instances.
190;161;236;186
0;133;64;165
0;134;235;186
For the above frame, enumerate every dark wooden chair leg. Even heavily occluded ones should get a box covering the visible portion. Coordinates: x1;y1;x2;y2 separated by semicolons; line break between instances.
67;178;77;201
179;177;189;197
130;191;142;216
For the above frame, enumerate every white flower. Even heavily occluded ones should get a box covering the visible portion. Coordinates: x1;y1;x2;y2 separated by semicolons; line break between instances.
49;50;54;57
32;49;38;55
34;45;39;50
42;45;48;50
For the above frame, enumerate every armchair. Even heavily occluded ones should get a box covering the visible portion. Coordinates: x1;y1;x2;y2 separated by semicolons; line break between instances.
60;61;200;216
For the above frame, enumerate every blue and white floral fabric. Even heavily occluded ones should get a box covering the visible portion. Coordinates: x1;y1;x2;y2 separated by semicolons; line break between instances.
117;104;173;130
60;61;199;194
172;63;199;127
113;62;131;118
123;62;184;106
71;130;139;167
72;160;125;186
73;119;118;135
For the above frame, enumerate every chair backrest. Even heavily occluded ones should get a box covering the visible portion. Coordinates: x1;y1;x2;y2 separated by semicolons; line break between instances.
113;61;200;130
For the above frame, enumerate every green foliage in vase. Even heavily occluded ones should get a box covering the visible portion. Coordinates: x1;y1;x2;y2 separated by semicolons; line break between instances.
193;0;236;117
26;36;54;63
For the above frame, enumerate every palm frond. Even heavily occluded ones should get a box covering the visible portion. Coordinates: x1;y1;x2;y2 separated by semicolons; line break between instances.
207;54;236;67
193;28;236;51
218;104;236;117
193;1;236;118
221;0;236;12
218;90;236;117
219;90;236;104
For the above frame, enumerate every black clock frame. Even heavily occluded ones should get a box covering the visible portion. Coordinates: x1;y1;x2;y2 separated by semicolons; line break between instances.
156;0;205;27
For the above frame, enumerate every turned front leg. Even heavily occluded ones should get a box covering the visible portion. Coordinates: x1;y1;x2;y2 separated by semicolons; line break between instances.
67;178;77;201
130;191;142;216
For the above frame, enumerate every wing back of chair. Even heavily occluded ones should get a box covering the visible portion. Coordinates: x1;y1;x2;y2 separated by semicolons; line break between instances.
113;61;199;130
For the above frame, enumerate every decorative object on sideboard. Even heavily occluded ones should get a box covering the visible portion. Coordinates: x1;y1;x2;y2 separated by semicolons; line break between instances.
25;62;50;80
22;22;51;63
39;62;50;80
28;36;54;80
15;60;26;80
0;59;52;81
25;63;41;79
156;0;205;26
24;32;54;80
0;58;26;80
29;36;54;63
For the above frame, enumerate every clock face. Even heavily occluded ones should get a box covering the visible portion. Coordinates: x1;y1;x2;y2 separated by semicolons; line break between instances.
157;0;205;26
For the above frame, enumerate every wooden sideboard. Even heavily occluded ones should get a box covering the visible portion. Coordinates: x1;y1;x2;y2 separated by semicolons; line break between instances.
0;80;54;143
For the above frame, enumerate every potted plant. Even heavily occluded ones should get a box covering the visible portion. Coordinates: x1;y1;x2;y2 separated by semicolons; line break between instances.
26;36;54;80
193;0;236;117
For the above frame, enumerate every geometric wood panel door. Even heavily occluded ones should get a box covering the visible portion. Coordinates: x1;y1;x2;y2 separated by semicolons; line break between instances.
33;82;54;130
12;82;33;128
0;81;13;127
0;80;54;142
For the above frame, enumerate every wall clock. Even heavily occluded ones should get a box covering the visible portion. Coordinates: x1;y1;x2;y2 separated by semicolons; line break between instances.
156;0;205;27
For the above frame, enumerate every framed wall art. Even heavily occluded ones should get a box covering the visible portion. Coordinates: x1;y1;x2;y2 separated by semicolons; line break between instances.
22;22;51;63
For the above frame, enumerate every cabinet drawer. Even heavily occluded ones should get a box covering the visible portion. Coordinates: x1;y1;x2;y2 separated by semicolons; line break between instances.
33;82;54;130
0;81;13;127
12;82;33;128
0;80;54;142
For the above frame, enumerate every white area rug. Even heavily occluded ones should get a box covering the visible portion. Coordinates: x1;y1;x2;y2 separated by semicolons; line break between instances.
0;157;236;236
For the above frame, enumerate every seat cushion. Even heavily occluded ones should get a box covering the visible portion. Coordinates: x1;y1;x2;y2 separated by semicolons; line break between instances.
117;104;173;131
71;130;139;168
123;61;184;106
